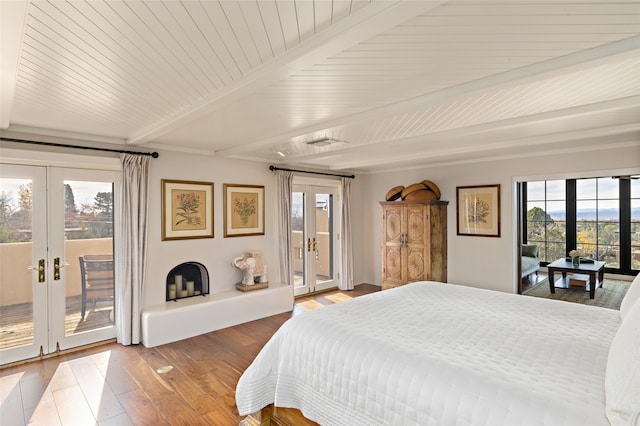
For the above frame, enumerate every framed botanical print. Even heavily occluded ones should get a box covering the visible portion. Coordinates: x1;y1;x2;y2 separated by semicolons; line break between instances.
161;180;214;241
456;184;501;237
224;184;265;237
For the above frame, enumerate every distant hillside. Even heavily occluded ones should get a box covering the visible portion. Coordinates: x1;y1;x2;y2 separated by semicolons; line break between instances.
544;208;640;221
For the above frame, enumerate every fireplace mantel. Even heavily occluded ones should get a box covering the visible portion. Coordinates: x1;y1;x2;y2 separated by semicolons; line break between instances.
141;283;293;347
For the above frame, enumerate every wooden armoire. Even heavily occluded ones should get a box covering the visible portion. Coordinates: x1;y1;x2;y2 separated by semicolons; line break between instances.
380;200;448;290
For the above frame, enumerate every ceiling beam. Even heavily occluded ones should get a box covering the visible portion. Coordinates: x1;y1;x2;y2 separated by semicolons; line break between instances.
127;0;447;146
319;123;640;170
216;35;640;156
267;96;640;163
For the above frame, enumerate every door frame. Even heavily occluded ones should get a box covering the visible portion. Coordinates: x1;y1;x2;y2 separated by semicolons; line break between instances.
1;147;120;364
292;177;342;296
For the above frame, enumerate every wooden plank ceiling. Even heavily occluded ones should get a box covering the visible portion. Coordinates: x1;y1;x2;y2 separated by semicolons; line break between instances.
1;0;639;173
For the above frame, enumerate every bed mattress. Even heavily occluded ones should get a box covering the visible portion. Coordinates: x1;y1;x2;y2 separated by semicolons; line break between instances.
236;281;621;425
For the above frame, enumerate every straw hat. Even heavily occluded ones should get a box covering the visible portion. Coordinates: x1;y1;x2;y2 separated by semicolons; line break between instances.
421;180;441;200
385;185;404;201
401;183;427;199
404;189;437;202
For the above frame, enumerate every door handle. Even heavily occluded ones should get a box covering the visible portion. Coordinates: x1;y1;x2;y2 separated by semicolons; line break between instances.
27;259;46;283
307;238;311;252
53;257;69;281
312;237;317;252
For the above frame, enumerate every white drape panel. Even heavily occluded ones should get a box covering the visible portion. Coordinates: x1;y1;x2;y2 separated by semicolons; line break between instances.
340;177;354;290
276;170;293;286
116;154;150;345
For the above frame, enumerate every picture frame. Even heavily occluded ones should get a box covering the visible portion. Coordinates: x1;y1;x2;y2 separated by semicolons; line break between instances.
224;184;265;237
456;184;501;237
161;180;214;241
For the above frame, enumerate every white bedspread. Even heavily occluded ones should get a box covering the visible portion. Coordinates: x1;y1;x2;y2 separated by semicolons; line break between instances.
236;281;621;425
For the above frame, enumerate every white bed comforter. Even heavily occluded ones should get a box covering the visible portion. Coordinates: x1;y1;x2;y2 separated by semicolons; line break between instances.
236;281;621;425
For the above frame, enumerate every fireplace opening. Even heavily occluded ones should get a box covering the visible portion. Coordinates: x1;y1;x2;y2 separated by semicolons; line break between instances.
166;262;209;301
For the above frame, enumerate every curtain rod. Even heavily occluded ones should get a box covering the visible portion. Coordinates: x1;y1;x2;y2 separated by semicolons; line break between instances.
0;137;159;158
269;165;355;179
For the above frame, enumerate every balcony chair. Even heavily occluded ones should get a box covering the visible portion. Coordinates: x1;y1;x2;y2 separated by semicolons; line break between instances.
78;254;114;320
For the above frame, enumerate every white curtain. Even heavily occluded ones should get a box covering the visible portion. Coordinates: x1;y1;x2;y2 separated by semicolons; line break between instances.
116;153;150;345
276;170;293;286
340;177;354;290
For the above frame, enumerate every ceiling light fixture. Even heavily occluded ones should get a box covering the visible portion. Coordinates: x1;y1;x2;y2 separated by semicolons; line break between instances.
305;137;346;147
277;151;287;157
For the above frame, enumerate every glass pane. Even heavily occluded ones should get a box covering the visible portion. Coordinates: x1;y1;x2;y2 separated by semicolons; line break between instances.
631;178;640;198
546;242;566;263
0;178;35;349
597;199;618;221
527;222;545;242
526;202;546;220
576;200;597;220
315;193;333;284
546;221;566;242
598;178;619;199
577;243;597;260
546;180;565;200
546;201;565;221
632;199;640;221
598;245;619;267
576;178;597;199
64;181;114;336
292;192;305;288
577;221;596;244
526;181;546;200
632;222;640;245
598;222;619;245
632;246;640;270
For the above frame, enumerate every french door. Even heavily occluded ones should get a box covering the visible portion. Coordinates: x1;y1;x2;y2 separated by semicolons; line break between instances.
0;164;118;365
292;183;340;296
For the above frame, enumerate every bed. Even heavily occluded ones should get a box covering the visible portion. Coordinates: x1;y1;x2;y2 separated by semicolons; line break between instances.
236;280;640;426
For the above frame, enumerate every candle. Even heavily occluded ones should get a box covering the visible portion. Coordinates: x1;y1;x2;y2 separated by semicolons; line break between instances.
179;289;188;298
168;288;177;299
175;275;183;290
186;281;195;296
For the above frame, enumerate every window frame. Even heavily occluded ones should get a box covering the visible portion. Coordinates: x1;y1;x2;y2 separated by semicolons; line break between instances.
522;176;638;276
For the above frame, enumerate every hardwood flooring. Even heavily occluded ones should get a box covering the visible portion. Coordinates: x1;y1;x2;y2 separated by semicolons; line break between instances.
0;284;379;426
520;272;548;294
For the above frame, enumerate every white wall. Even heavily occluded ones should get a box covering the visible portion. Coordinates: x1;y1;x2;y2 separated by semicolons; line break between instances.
143;151;280;307
353;144;640;293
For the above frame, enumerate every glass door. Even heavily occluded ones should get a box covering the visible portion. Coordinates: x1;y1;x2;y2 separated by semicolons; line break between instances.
0;164;48;364
292;184;340;296
50;168;118;351
0;165;118;365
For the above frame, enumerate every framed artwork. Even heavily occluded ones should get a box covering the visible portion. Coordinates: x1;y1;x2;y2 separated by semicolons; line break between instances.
456;184;501;237
224;184;265;237
161;180;214;241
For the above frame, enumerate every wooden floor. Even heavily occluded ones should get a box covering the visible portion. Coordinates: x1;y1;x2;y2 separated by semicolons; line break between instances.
0;284;379;426
521;272;548;294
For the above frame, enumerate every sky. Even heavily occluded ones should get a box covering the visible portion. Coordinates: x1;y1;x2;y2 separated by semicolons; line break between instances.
0;178;110;209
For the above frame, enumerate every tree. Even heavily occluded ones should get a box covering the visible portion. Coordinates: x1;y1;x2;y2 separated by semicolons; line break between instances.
64;184;77;214
94;192;112;217
526;206;566;262
0;191;19;242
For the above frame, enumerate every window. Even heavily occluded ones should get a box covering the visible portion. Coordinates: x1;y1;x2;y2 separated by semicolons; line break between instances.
632;179;640;270
523;176;638;275
526;180;566;263
576;178;619;268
